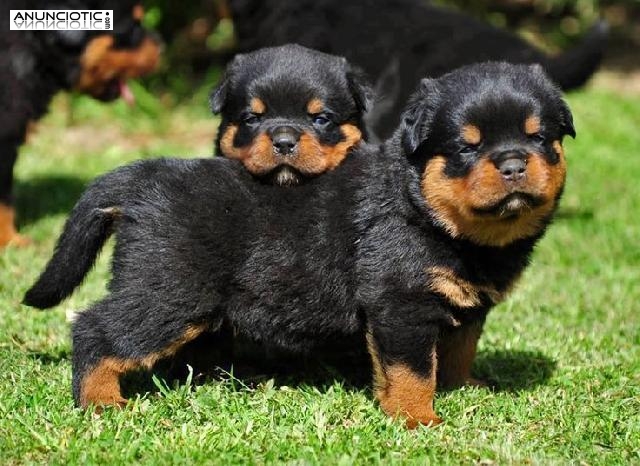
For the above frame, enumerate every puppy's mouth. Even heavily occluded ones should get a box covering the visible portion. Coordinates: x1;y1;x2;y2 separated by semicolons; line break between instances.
266;166;303;187
472;193;545;219
96;79;136;105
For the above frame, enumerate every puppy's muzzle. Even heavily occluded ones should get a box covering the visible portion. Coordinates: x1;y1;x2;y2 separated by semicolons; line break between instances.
269;126;301;156
492;151;528;183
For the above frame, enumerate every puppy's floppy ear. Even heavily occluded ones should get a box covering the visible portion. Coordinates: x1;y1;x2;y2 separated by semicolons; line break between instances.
559;99;576;139
210;54;245;114
398;78;440;155
209;72;230;114
528;63;576;139
345;62;374;113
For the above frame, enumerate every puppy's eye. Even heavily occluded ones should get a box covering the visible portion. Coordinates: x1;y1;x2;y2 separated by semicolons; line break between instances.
528;133;546;144
243;114;262;126
312;114;332;127
459;145;478;156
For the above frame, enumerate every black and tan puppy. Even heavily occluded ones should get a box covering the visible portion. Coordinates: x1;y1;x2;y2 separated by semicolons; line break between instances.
212;44;371;186
0;0;160;247
24;62;573;427
226;0;604;139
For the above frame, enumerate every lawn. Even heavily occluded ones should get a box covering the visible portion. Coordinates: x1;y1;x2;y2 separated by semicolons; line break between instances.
1;80;639;465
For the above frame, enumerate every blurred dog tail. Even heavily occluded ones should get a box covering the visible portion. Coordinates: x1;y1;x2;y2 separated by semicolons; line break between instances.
545;20;609;91
23;179;123;309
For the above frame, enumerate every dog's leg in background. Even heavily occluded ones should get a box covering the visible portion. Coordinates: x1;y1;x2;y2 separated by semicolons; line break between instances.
366;324;442;428
0;139;30;247
437;319;486;389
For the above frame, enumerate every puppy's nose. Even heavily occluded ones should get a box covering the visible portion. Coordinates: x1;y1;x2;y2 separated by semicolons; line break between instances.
498;158;527;182
270;126;300;156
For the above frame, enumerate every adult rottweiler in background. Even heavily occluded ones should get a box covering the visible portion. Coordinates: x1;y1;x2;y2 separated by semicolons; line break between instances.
24;62;573;427
211;44;371;186
0;0;161;247
226;0;605;139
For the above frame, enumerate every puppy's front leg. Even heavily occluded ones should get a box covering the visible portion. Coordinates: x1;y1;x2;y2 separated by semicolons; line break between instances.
367;324;442;428
437;319;486;389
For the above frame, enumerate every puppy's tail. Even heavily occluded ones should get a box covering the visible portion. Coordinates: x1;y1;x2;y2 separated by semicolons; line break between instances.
23;178;124;309
545;20;609;91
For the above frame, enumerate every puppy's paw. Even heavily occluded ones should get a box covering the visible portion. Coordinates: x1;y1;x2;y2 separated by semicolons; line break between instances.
89;397;129;415
6;233;32;248
466;377;488;388
0;206;30;248
405;412;443;429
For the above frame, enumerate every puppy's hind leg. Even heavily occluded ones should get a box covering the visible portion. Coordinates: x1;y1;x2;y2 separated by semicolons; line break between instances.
72;304;130;410
72;298;210;411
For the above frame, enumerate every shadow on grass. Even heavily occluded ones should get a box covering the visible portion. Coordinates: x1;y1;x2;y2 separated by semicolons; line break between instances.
27;348;70;365
121;330;372;400
14;175;88;227
24;331;556;400
473;349;557;392
122;338;556;400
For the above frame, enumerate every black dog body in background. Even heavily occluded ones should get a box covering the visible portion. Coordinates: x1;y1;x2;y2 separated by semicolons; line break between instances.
0;0;160;246
227;0;606;139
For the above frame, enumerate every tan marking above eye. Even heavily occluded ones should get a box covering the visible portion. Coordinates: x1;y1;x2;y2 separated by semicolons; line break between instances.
306;98;324;114
525;116;541;135
461;125;482;146
250;98;266;114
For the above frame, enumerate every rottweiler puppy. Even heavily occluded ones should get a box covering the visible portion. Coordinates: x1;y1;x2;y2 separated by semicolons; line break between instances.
24;62;574;427
211;44;371;186
225;0;605;139
0;0;161;247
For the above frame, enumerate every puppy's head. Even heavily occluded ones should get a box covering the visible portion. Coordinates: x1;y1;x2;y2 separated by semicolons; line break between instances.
398;62;575;247
211;44;372;186
41;0;161;102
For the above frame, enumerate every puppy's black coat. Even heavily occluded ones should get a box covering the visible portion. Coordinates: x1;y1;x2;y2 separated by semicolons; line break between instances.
0;0;160;247
212;44;371;186
25;62;573;427
227;0;605;139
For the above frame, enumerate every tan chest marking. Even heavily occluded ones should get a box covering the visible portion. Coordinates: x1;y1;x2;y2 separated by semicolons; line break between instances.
426;266;510;308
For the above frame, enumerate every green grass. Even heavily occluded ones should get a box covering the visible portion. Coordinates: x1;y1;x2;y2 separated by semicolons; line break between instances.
1;84;639;465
